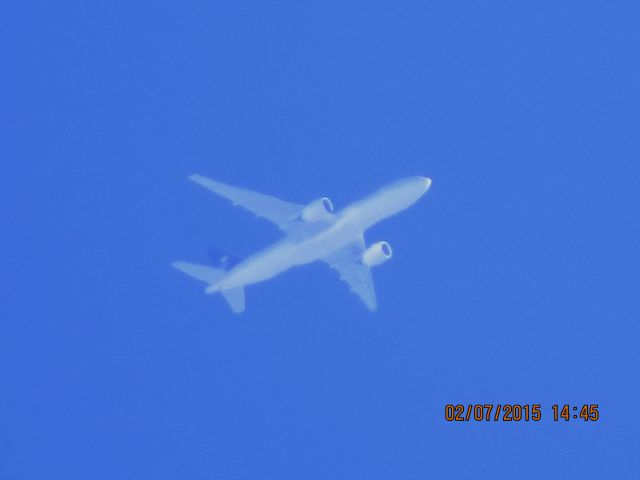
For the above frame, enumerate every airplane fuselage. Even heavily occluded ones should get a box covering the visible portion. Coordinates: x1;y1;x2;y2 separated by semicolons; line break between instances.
208;176;431;292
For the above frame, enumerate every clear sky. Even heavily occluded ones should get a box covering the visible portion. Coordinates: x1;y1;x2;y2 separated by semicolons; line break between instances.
2;1;639;478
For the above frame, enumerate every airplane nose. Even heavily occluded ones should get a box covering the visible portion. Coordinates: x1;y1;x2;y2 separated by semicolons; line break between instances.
419;176;432;191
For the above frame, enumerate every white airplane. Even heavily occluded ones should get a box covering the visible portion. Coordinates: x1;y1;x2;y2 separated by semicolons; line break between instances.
173;174;432;313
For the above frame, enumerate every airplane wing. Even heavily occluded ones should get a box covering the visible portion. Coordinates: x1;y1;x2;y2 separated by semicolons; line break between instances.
323;235;377;311
189;174;303;231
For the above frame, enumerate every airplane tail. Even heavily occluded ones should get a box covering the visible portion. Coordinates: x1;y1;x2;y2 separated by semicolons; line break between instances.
171;261;246;313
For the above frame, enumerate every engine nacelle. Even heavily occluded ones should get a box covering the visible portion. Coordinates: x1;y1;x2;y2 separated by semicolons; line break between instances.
362;241;393;267
301;197;334;222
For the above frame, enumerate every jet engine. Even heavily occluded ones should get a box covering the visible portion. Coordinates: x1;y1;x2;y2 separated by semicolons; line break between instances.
362;241;393;267
301;197;334;221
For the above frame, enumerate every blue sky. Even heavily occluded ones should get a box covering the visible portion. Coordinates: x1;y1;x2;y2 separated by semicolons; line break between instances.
2;1;639;478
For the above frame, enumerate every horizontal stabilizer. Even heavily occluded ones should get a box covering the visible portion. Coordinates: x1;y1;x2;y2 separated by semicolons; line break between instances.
172;261;245;314
221;287;245;313
171;261;225;284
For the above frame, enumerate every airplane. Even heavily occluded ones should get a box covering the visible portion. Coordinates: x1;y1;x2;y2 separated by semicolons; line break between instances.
172;174;432;313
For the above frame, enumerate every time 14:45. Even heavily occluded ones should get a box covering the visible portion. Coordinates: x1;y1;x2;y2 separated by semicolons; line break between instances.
552;404;599;421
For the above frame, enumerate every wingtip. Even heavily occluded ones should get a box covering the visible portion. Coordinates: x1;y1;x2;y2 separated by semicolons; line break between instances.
189;173;222;189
